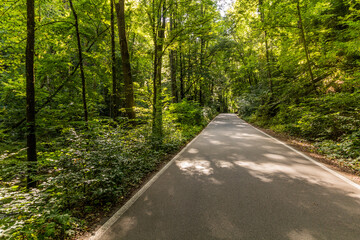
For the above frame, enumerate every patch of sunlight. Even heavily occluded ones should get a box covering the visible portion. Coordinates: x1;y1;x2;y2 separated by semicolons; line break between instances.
233;160;330;185
212;121;228;125
187;148;199;154
143;195;153;215
347;192;360;200
234;161;295;175
287;229;317;240
254;175;273;183
209;139;224;145
263;153;287;161
205;210;243;238
117;216;138;237
261;145;282;151
229;134;243;139
144;209;152;216
215;160;234;169
176;160;213;176
208;177;224;185
236;133;268;139
233;161;300;183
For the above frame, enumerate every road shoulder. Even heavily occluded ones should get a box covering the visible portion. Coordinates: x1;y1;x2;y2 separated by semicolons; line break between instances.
248;122;360;185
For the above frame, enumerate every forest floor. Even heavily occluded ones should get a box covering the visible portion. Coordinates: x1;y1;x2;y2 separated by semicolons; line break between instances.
249;123;360;185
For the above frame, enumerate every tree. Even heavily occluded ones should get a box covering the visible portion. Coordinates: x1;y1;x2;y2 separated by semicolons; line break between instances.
115;0;136;119
151;0;167;141
26;0;37;189
296;0;317;94
169;10;178;103
259;0;273;93
69;0;89;122
110;0;119;119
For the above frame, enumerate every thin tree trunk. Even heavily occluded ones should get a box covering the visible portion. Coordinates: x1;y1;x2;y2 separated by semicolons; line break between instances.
199;3;205;105
115;0;136;119
110;0;118;119
248;71;252;86
152;0;166;141
259;0;273;93
69;0;88;122
26;0;37;189
296;0;317;94
264;32;272;92
179;47;184;100
187;47;191;88
169;13;177;103
200;37;205;105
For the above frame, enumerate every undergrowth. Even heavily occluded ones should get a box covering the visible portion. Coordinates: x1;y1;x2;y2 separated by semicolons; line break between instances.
236;86;360;172
0;102;217;239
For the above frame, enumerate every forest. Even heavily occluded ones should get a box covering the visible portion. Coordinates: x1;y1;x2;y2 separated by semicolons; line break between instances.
0;0;359;238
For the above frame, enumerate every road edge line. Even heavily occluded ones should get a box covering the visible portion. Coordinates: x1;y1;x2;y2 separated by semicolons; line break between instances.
242;119;360;191
89;116;216;240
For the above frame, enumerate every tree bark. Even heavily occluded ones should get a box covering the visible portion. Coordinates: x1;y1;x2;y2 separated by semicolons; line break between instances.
152;0;166;141
264;31;272;92
199;3;205;105
179;46;184;100
115;0;136;119
199;37;205;105
26;0;37;189
69;0;88;122
110;0;118;119
296;0;317;94
169;13;177;103
259;0;273;93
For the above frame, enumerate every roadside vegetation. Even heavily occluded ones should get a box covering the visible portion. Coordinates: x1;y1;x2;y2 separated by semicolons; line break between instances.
228;0;360;173
1;102;216;239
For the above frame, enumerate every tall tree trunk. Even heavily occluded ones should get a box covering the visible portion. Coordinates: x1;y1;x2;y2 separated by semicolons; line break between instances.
69;0;88;122
199;3;205;105
187;47;191;89
152;0;166;141
26;0;37;189
248;70;252;86
115;0;136;119
264;32;272;92
169;13;177;103
296;0;317;94
179;46;184;100
199;38;205;105
259;0;273;93
110;0;118;119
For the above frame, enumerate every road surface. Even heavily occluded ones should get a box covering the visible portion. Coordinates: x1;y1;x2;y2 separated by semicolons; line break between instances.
92;114;360;240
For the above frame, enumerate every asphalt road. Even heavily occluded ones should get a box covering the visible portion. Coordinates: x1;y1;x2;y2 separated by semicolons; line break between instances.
92;113;360;240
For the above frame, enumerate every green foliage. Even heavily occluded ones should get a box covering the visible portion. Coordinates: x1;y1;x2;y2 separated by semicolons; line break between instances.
2;0;360;237
315;131;360;170
168;100;204;126
225;0;360;172
239;87;360;170
0;106;216;239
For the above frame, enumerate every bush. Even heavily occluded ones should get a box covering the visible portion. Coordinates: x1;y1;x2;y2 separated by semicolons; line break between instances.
168;100;205;126
237;87;360;170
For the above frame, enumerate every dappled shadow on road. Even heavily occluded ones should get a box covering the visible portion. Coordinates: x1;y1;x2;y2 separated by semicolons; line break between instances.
103;114;360;240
